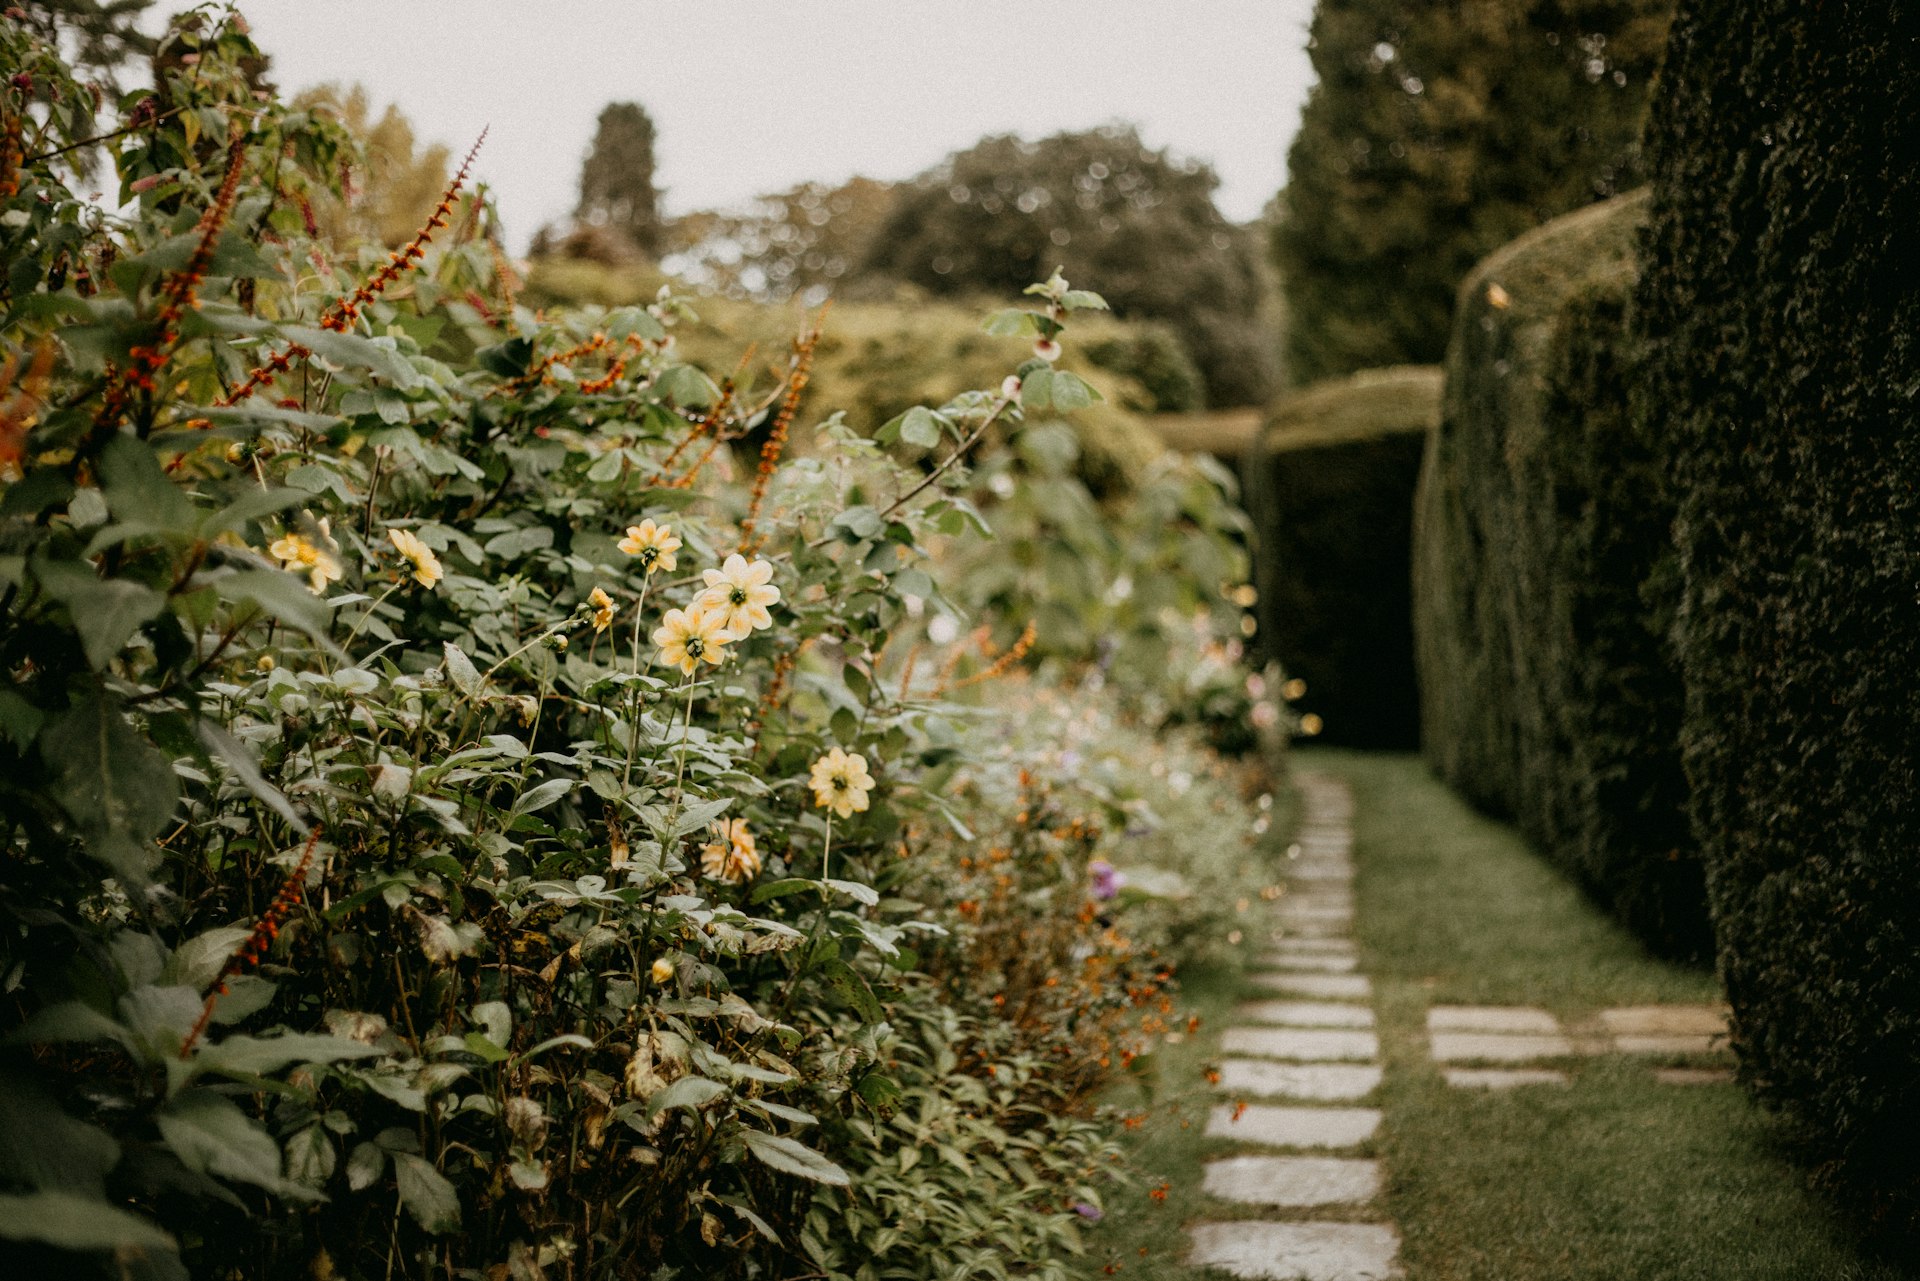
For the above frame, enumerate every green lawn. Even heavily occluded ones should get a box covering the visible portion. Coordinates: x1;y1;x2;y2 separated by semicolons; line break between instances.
1327;749;1911;1281
1083;750;1912;1281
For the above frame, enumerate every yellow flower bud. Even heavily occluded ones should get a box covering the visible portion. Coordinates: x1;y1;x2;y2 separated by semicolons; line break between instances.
650;956;674;984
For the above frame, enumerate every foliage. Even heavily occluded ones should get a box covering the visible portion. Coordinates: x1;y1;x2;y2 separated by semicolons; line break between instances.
665;176;897;304
1633;0;1920;1234
15;0;154;90
1080;320;1205;415
1410;192;1707;957
293;84;454;251
1247;365;1437;748
0;14;1281;1277
1275;0;1672;385
862;125;1275;407
574;101;662;258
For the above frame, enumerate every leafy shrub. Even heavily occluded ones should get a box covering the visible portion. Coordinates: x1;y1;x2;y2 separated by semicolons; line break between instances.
1081;321;1206;415
1634;0;1920;1229
1246;366;1439;747
1410;192;1708;957
0;16;1278;1277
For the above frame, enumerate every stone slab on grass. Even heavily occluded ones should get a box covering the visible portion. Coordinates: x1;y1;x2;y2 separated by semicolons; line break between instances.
1205;1103;1381;1149
1597;1005;1728;1037
1222;1027;1380;1062
1426;1005;1561;1035
1259;952;1359;974
1250;972;1373;1000
1443;1067;1570;1090
1270;917;1353;940
1261;937;1356;956
1217;1059;1383;1102
1189;1220;1400;1280
1615;1034;1726;1056
1285;862;1356;883
1429;1031;1574;1063
1238;1000;1376;1029
1203;1154;1381;1208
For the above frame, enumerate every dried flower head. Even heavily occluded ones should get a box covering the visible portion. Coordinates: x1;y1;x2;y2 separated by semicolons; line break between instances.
700;818;762;885
588;586;618;633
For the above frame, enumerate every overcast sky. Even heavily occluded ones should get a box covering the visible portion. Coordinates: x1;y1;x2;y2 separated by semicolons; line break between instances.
158;1;1320;253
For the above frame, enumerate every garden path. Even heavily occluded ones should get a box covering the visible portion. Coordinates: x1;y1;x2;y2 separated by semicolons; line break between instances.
1187;769;1401;1281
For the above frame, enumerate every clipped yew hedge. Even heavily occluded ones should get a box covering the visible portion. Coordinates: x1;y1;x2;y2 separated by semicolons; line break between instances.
1412;190;1710;958
1635;0;1920;1227
1246;366;1440;747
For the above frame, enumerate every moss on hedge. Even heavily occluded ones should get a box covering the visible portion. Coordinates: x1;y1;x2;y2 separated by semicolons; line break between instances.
1634;0;1920;1231
1246;366;1441;748
1410;189;1711;959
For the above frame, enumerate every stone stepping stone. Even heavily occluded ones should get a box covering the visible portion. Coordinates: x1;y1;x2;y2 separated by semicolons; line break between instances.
1287;862;1356;883
1205;1103;1381;1149
1427;1005;1561;1035
1223;1026;1380;1062
1277;906;1356;927
1271;917;1352;940
1189;1220;1400;1280
1615;1034;1726;1056
1217;1059;1383;1102
1238;999;1375;1029
1263;937;1356;956
1597;1005;1728;1037
1251;972;1372;1000
1443;1067;1569;1089
1260;951;1359;974
1429;1031;1575;1062
1203;1154;1382;1208
1654;1067;1735;1086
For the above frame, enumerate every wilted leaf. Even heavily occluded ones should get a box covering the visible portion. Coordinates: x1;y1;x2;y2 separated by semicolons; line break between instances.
393;1152;461;1233
740;1129;850;1187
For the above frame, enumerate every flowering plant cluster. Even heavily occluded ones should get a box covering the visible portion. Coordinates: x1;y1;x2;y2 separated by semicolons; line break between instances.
0;14;1284;1280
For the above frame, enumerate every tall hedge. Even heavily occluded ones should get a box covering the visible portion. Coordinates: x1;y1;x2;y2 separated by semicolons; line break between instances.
1247;366;1440;748
1411;190;1710;958
1635;0;1920;1226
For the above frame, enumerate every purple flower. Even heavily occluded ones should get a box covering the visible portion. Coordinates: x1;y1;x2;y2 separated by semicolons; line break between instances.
1073;1202;1104;1221
1088;859;1123;902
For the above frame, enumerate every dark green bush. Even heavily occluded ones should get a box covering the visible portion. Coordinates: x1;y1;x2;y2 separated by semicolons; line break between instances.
1246;366;1440;747
1634;0;1920;1229
1411;190;1709;958
1082;322;1206;414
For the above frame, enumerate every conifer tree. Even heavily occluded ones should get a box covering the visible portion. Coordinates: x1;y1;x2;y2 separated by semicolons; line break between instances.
576;101;661;258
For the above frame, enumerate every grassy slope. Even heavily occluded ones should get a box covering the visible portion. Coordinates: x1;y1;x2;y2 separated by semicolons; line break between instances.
1324;749;1910;1281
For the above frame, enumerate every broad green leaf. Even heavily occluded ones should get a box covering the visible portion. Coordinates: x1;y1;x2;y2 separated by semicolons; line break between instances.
212;568;333;640
346;1141;385;1191
186;1033;383;1083
40;685;178;881
280;324;422;390
512;777;574;816
284;1126;336;1189
156;1092;289;1194
100;433;194;529
1047;371;1100;412
443;642;482;695
982;309;1038;337
823;878;880;906
899;406;945;451
197;719;306;831
392;1152;461;1233
649;1075;727;1114
34;559;165;669
0;1190;175;1252
740;1128;850;1187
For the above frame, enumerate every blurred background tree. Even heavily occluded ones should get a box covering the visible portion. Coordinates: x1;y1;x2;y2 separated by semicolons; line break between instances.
16;0;155;89
574;99;661;257
863;125;1276;407
1275;0;1672;385
664;174;895;301
294;84;450;249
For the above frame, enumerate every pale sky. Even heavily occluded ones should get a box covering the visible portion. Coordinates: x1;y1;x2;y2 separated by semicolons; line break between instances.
160;1;1319;253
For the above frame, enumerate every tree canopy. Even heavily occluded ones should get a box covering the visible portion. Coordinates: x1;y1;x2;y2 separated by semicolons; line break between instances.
863;125;1275;407
1275;0;1671;385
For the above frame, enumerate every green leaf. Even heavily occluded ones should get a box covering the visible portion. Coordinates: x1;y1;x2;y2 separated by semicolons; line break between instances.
898;406;945;451
346;1141;385;1191
197;719;307;831
392;1152;461;1233
740;1129;850;1187
982;309;1038;337
186;1033;382;1083
1047;371;1100;412
512;777;574;816
649;1075;727;1114
443;642;482;696
285;1126;336;1189
658;364;719;408
1020;369;1056;412
32;559;164;669
0;689;44;749
0;1190;175;1252
750;878;817;904
156;1092;290;1194
99;433;194;529
213;568;333;640
279;324;422;390
39;685;178;881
